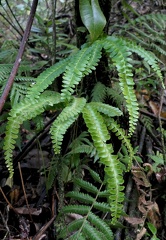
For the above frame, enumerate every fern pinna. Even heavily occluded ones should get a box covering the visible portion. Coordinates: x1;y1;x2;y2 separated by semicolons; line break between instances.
3;32;163;224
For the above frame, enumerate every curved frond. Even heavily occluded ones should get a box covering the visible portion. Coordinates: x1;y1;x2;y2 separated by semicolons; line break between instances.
82;104;124;224
107;118;135;169
3;91;61;177
50;97;86;154
124;39;163;82
103;36;139;136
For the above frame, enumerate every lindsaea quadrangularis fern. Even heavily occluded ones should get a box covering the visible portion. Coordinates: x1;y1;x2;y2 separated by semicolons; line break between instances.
3;9;163;224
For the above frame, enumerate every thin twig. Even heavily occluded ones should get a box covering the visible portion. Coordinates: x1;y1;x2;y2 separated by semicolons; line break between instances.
0;210;10;238
51;0;57;65
0;187;18;214
18;162;33;222
0;0;39;113
32;215;56;240
5;0;24;34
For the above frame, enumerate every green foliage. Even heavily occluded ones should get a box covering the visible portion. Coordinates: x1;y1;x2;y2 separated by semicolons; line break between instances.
26;57;70;100
107;119;134;169
103;36;139;135
147;222;160;240
3;91;61;176
2;3;164;226
91;82;107;102
57;169;113;240
79;0;106;42
0;64;35;105
50;97;87;154
61;40;102;101
114;13;166;64
148;151;164;172
83;103;125;224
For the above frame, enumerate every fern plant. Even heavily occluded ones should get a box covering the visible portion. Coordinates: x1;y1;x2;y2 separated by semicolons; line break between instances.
3;0;163;224
57;167;113;240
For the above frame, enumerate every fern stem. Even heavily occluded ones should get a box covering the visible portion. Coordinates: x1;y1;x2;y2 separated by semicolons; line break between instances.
75;182;104;240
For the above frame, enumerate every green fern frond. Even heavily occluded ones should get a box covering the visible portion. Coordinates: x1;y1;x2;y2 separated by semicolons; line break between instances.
127;32;149;47
60;219;102;240
107;118;134;169
61;41;102;101
88;212;113;238
82;104;124;223
106;85;124;109
91;82;107;102
103;36;139;135
59;205;113;240
0;64;13;83
131;13;166;30
3;91;61;177
116;13;166;64
124;39;163;82
65;191;110;212
93;201;110;212
150;43;166;56
69;131;90;148
69;144;94;154
81;220;108;240
26;57;70;99
32;115;44;132
89;102;122;117
46;160;57;191
83;41;102;76
58;218;85;240
140;115;153;133
50;97;86;154
10;82;30;106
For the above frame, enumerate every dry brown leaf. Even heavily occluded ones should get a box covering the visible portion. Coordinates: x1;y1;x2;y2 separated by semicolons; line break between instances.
146;202;162;229
132;166;151;188
155;166;166;183
15;207;42;216
148;100;159;116
124;217;144;226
